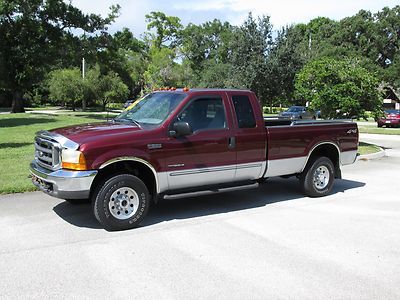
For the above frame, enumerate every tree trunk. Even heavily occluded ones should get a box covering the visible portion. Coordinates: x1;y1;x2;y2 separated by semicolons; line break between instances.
11;90;25;113
269;99;273;115
82;98;86;111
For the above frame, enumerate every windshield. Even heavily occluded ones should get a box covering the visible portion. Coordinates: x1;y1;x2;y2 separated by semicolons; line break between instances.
115;92;186;125
385;109;400;114
287;106;304;112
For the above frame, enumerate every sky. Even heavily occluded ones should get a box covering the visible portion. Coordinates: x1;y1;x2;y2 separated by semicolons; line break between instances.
70;0;399;37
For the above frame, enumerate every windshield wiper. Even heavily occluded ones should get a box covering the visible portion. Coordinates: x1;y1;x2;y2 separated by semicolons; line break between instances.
113;118;141;128
130;119;142;128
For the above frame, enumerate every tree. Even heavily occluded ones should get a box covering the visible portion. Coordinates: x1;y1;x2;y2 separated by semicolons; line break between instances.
47;68;84;111
143;46;181;90
230;13;273;105
89;71;129;111
95;28;147;98
145;11;182;49
179;20;235;76
295;57;382;119
0;0;119;112
266;18;339;106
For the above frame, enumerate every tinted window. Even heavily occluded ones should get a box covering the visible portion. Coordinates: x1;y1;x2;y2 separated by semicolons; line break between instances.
178;98;226;131
232;95;256;128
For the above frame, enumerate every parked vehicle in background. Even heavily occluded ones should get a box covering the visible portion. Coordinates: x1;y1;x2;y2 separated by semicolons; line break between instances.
377;109;400;128
30;89;358;231
279;106;316;120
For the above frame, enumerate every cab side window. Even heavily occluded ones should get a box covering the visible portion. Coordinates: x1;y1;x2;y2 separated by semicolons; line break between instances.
232;95;256;128
178;98;226;132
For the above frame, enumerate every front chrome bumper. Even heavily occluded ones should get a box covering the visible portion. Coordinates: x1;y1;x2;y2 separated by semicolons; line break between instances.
30;160;98;199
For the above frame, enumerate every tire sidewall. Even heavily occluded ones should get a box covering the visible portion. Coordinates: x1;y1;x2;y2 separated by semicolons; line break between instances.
94;174;150;231
302;157;335;197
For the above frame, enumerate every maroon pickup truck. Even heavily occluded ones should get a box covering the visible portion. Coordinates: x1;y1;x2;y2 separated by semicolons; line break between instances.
30;89;358;231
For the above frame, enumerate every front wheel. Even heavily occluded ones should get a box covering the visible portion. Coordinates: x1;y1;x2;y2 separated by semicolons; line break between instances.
300;156;335;197
92;174;150;231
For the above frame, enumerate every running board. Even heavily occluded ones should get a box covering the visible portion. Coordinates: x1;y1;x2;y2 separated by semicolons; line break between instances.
163;182;259;200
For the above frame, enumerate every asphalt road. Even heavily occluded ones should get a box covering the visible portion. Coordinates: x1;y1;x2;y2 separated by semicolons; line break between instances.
1;134;400;299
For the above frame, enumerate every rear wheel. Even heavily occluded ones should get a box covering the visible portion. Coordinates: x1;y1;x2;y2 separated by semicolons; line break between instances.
300;156;335;197
92;174;150;231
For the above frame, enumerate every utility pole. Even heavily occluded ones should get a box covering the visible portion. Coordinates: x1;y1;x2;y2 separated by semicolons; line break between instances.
82;57;86;111
82;57;85;79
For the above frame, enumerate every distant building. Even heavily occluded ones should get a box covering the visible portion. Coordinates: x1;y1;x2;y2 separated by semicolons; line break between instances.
383;87;400;110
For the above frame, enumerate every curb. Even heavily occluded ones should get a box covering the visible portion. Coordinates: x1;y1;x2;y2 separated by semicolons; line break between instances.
357;147;386;161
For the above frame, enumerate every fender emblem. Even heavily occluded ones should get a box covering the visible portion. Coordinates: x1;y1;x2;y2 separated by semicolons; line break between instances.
168;164;185;168
147;143;162;150
347;129;357;134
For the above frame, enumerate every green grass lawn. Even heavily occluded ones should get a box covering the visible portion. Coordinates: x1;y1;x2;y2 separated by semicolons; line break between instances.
358;142;381;155
358;125;400;135
0;113;105;194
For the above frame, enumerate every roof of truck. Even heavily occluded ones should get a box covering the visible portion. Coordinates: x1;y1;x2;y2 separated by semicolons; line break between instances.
153;88;253;94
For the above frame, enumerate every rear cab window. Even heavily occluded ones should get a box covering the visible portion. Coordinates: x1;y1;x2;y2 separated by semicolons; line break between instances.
231;95;256;128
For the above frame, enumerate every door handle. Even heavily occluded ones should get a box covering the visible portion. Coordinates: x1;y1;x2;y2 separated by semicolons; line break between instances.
228;137;236;149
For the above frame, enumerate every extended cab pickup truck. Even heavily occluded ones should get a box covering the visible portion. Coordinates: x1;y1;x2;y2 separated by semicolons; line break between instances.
30;89;358;231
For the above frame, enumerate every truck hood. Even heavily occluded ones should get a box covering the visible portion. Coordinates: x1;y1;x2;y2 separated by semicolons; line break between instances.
50;122;141;145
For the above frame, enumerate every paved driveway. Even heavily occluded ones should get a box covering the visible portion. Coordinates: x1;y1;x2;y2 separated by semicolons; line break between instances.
0;135;399;299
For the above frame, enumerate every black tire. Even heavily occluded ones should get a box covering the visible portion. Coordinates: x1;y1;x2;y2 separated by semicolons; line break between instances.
92;174;150;231
65;198;90;205
300;156;335;197
377;124;382;128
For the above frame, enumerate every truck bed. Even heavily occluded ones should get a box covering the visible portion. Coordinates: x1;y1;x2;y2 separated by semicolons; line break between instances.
264;117;354;127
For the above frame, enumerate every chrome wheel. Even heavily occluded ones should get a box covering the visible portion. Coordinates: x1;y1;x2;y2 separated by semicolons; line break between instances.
109;187;139;220
313;165;330;190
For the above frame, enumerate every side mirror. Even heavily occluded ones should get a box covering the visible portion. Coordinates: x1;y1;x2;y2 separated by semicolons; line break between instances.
170;121;192;137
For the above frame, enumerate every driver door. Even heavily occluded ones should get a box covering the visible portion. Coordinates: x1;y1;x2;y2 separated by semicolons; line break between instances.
163;94;236;190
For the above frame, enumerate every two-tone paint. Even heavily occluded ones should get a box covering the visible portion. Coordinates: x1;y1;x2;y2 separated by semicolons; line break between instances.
35;89;358;199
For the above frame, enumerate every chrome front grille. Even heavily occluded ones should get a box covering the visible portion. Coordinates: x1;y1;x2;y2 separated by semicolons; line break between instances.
34;136;61;170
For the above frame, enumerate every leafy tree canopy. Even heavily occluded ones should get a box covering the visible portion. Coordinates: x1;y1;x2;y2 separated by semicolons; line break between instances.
0;0;120;112
145;11;182;49
47;68;84;110
295;57;382;119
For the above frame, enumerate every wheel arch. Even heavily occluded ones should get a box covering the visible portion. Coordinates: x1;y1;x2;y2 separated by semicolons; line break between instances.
302;142;341;178
91;157;160;200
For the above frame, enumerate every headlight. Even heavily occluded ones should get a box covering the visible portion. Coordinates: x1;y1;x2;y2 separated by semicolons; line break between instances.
61;149;87;170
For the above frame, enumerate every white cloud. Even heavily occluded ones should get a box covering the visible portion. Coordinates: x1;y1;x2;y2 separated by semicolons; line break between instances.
70;0;152;35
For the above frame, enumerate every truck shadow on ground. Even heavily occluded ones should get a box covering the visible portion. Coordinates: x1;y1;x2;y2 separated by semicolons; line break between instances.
53;177;365;230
